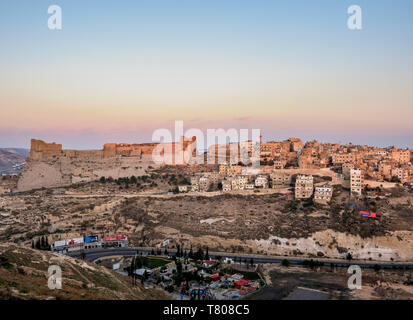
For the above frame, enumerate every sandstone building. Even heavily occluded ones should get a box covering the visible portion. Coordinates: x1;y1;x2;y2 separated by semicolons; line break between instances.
350;169;364;196
295;175;314;199
271;172;292;188
314;185;333;204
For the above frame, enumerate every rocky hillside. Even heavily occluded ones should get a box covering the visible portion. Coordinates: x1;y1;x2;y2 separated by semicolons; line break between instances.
0;149;27;174
0;243;168;300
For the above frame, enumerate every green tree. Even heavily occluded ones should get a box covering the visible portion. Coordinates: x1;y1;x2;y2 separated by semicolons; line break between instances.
195;247;204;261
135;257;143;269
45;236;50;250
176;260;183;275
35;238;41;250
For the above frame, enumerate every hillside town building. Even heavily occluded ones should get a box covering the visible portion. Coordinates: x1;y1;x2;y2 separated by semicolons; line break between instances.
314;185;333;204
271;172;292;188
350;169;364;196
295;175;314;199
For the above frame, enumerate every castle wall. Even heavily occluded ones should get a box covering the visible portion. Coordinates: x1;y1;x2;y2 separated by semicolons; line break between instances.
29;139;63;160
17;137;197;191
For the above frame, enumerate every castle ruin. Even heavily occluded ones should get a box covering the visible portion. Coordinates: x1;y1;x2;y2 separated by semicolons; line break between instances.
17;137;197;192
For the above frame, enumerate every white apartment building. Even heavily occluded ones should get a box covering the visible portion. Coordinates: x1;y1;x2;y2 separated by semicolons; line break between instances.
255;175;268;188
295;175;314;199
350;169;364;195
178;185;189;193
232;175;248;190
314;185;333;203
222;180;232;192
191;183;199;192
199;177;210;191
245;183;255;190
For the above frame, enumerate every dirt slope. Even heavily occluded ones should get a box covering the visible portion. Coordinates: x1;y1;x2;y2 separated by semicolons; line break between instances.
0;243;168;300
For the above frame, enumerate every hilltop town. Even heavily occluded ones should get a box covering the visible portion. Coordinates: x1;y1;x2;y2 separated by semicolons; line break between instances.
1;136;413;300
3;136;411;198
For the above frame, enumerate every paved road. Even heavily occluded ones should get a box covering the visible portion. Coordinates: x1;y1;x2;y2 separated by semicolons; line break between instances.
67;247;413;270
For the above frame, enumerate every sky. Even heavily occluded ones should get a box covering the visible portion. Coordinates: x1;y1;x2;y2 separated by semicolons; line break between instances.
0;0;412;149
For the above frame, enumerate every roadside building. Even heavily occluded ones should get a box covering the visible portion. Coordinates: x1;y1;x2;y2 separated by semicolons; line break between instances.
295;175;314;199
66;237;85;252
84;235;99;249
134;268;153;278
104;234;129;248
51;240;68;253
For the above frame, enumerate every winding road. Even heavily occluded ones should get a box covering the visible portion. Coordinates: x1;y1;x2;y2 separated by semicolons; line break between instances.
67;247;413;270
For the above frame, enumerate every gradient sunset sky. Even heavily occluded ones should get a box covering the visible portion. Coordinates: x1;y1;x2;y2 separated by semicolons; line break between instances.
0;0;412;149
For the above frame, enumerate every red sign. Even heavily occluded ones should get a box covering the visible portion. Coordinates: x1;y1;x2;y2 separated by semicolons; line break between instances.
104;234;128;241
360;211;376;218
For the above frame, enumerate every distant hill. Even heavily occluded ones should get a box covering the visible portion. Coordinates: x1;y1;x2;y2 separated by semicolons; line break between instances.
0;243;168;300
0;148;29;158
0;149;27;174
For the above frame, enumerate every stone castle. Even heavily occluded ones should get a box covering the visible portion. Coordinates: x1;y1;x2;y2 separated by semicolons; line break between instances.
17;137;197;192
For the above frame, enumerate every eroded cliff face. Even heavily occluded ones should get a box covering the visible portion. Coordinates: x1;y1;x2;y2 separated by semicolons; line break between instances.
17;156;156;192
249;230;413;262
